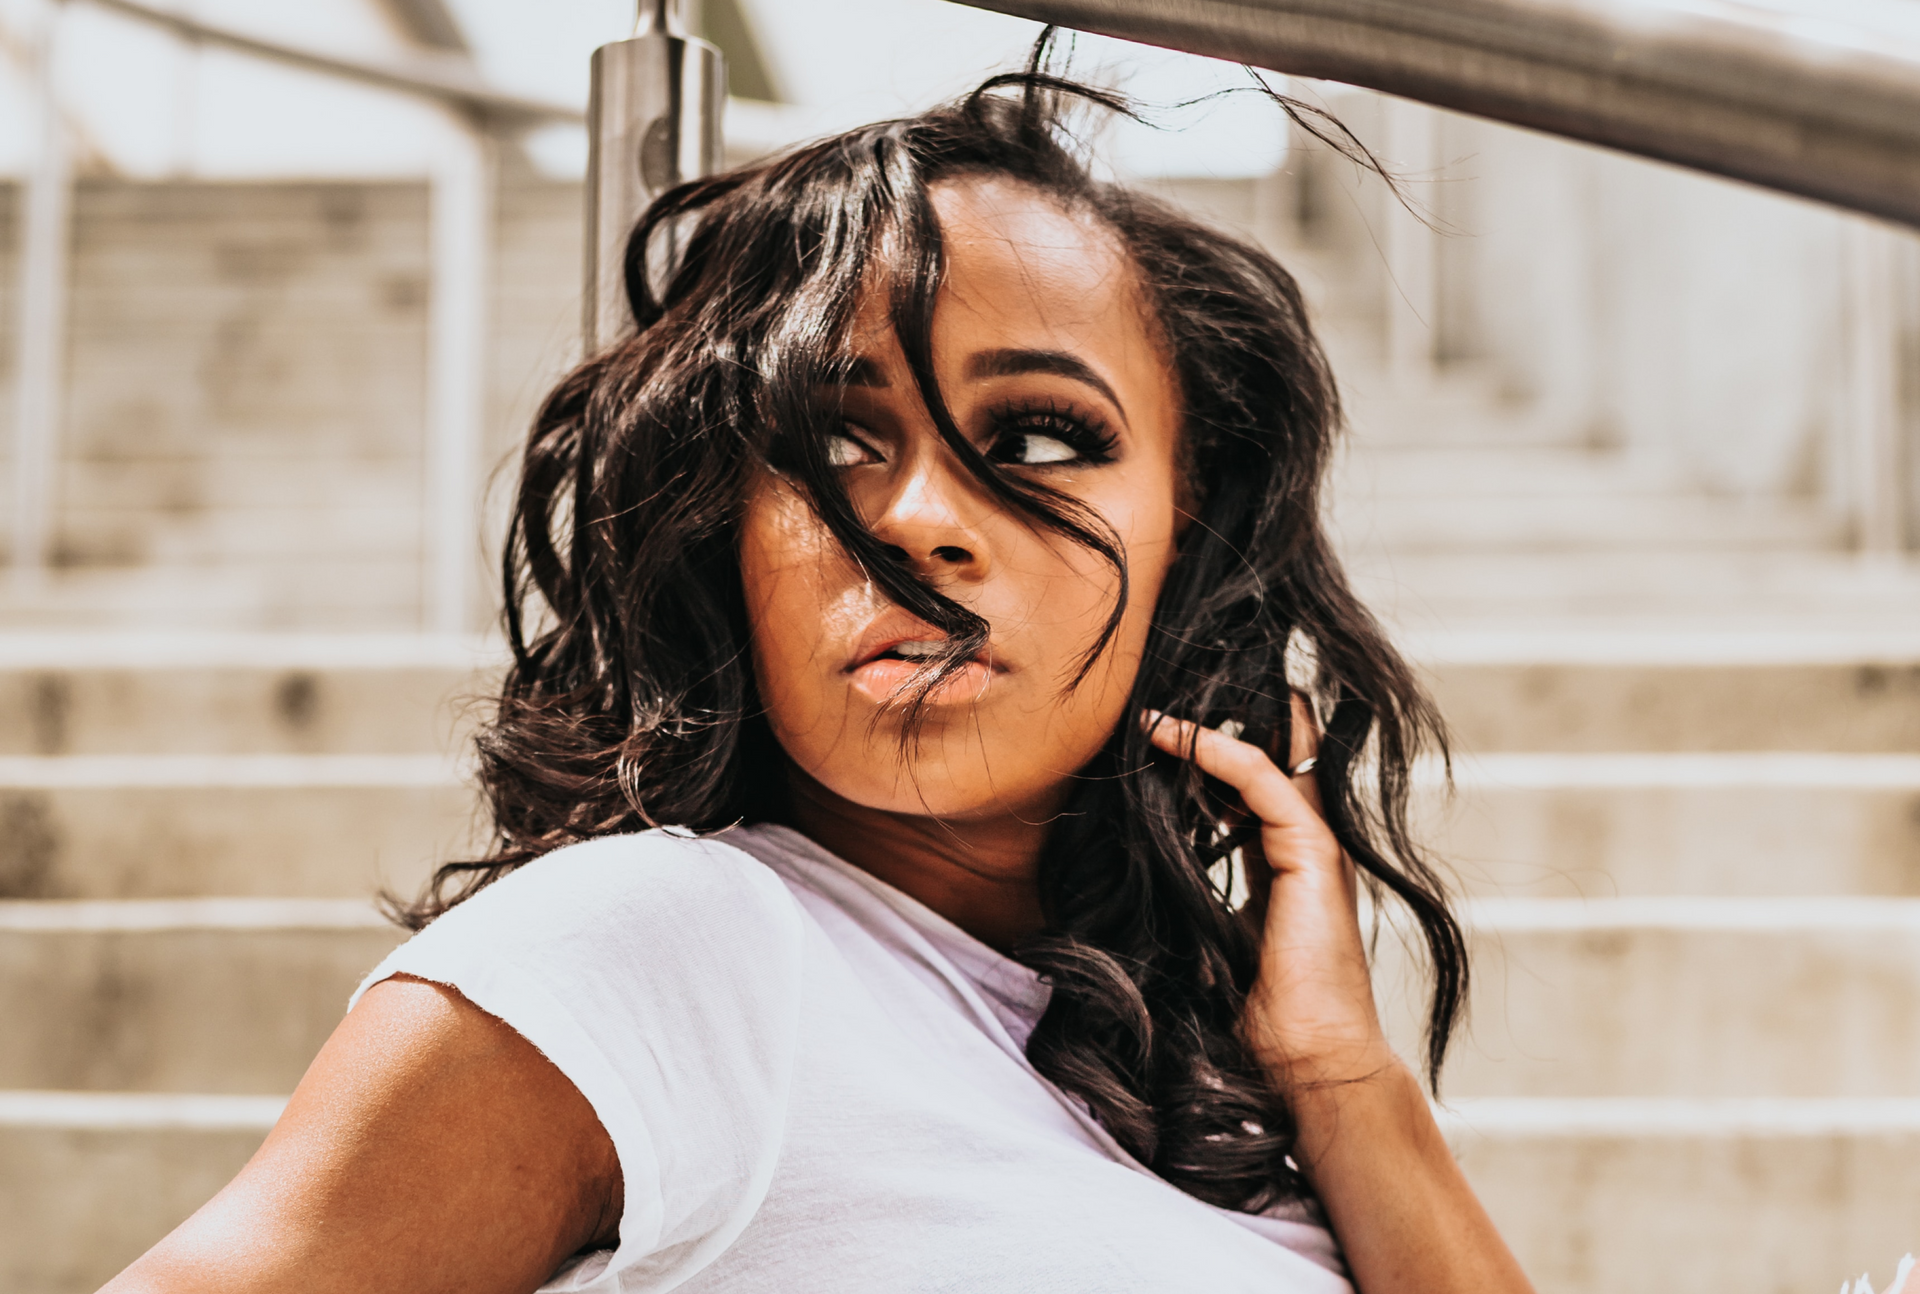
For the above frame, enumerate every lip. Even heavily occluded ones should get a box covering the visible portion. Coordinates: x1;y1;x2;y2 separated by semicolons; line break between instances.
844;614;995;672
844;613;1004;706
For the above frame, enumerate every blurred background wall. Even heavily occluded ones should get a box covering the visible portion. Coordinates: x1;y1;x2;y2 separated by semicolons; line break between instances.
1;0;1915;634
2;1;1920;1291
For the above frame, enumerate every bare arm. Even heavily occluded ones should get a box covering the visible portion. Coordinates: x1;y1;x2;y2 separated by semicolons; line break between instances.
1146;702;1533;1294
102;975;622;1294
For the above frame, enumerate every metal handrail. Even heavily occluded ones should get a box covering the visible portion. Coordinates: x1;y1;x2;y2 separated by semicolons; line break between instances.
83;0;582;126
954;0;1920;227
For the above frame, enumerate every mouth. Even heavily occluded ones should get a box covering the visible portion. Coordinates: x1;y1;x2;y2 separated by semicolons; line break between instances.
845;628;1002;705
853;637;973;667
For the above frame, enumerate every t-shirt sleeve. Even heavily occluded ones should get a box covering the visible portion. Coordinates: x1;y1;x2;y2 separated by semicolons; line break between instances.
349;829;807;1292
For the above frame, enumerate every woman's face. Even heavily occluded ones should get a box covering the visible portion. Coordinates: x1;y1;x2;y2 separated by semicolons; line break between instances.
740;176;1184;823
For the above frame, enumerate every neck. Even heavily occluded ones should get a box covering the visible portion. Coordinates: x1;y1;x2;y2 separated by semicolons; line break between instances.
780;764;1053;952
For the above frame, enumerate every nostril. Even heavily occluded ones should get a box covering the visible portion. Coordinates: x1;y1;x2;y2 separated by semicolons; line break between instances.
880;543;912;565
931;545;971;564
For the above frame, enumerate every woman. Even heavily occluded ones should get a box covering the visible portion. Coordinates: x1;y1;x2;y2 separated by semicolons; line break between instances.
105;62;1532;1294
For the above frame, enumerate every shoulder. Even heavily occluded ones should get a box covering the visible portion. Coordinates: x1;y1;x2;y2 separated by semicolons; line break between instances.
349;830;808;1289
355;829;806;1013
410;829;796;951
474;826;795;915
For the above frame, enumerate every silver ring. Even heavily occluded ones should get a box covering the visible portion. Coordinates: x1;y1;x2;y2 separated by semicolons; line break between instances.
1287;756;1318;777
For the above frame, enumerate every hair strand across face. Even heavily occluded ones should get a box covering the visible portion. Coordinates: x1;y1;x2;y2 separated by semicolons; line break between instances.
394;37;1465;1217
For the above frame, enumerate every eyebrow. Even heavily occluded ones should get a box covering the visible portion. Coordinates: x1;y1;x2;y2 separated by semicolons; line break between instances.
966;348;1127;421
824;348;1128;420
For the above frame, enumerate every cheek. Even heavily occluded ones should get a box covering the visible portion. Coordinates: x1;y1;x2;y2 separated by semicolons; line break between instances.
1068;476;1182;718
740;493;842;714
1087;473;1181;634
1005;476;1178;731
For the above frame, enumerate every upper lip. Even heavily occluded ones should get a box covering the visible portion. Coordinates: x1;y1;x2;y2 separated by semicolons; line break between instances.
846;615;998;672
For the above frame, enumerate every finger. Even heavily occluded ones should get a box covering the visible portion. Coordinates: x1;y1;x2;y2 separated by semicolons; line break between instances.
1143;708;1323;810
1287;692;1320;773
1287;692;1325;817
1143;711;1324;836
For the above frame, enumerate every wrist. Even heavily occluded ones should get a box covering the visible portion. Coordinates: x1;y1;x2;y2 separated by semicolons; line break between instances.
1282;1056;1435;1180
1242;1007;1399;1092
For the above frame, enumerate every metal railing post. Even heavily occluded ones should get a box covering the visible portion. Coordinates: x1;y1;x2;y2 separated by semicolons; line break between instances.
19;0;585;634
1844;220;1906;558
583;0;726;353
422;116;495;634
9;0;72;590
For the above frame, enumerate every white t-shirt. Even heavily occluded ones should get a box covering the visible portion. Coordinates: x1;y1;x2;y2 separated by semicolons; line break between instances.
352;823;1352;1293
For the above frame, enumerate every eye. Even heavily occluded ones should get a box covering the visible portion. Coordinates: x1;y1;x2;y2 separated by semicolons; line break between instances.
824;428;881;467
984;401;1117;468
1006;433;1079;465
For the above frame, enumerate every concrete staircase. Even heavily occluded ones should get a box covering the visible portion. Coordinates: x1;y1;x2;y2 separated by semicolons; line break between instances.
6;636;1919;1290
5;175;1920;1292
1332;397;1920;635
1393;643;1920;1290
0;635;477;1292
0;178;581;628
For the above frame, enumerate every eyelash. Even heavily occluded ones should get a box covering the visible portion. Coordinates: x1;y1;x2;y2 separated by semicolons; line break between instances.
983;398;1118;467
795;398;1118;473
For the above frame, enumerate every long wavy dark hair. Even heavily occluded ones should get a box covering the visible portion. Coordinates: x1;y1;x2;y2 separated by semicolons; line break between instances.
400;45;1465;1216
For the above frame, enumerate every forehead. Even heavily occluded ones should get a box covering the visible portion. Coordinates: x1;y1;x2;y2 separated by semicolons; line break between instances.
932;175;1132;308
851;175;1153;357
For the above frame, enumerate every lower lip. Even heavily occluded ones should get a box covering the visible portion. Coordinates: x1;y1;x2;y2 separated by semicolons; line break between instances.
847;658;997;706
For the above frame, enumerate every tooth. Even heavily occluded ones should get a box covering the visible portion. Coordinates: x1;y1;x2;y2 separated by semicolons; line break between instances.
894;641;944;659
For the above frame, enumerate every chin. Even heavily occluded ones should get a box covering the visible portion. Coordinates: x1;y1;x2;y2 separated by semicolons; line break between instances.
847;752;1080;825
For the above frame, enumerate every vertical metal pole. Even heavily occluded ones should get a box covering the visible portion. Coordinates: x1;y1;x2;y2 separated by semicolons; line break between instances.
170;27;202;178
1844;219;1904;558
583;0;726;353
10;0;72;590
423;115;494;634
1382;96;1437;391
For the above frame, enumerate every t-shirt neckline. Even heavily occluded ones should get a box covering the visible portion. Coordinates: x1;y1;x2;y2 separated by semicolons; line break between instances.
725;821;1052;1036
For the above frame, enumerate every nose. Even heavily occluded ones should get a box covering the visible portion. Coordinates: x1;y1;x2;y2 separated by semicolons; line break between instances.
866;454;991;583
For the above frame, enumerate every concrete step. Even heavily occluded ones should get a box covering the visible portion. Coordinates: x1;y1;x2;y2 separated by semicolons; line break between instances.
12;895;1920;1099
1428;756;1920;898
3;1093;1912;1294
1334;442;1838;524
0;178;580;634
0;763;471;899
64;455;423;514
57;457;426;567
0;1094;275;1294
65;504;425;564
0;564;432;631
23;548;1915;633
1446;1099;1920;1294
8;752;1915;901
1376;899;1920;1098
1330;490;1839;555
0;635;492;754
6;634;1916;757
2;757;1909;902
1335;444;1658;496
0;901;401;1093
1422;643;1920;753
1351;551;1920;627
1340;376;1588;450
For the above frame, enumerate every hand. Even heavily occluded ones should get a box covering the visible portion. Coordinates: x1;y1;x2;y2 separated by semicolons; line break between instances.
1145;696;1397;1089
1149;701;1537;1294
